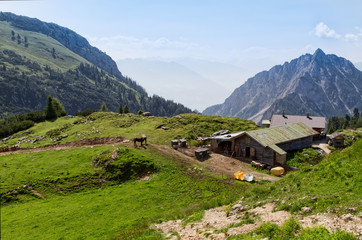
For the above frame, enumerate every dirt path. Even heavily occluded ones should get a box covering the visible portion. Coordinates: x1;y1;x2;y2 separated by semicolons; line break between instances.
150;145;279;182
152;203;362;239
312;139;331;154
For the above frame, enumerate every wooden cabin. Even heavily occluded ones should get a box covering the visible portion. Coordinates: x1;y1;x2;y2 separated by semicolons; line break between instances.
209;123;319;167
328;132;345;148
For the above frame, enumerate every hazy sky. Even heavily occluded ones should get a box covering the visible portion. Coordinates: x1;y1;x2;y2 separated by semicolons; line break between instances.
2;0;362;110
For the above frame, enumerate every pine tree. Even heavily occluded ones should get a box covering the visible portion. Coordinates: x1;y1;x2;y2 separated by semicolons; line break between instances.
124;105;130;114
45;96;57;120
100;102;108;112
118;103;123;114
52;97;66;117
24;36;28;47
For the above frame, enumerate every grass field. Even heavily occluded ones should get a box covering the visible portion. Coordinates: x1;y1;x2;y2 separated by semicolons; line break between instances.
1;113;361;239
1;145;251;239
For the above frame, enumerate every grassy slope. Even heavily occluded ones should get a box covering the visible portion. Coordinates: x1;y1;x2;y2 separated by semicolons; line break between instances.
242;138;362;215
0;112;259;148
0;21;88;71
0;113;258;239
1;145;249;240
1;114;360;239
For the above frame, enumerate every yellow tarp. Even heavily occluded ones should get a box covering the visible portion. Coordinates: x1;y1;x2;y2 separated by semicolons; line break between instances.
234;171;246;181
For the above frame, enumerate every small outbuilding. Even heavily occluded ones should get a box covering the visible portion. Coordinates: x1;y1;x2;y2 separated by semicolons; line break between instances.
262;120;271;128
328;132;345;148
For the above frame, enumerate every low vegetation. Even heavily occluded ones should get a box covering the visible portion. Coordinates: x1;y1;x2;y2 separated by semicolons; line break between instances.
286;148;324;169
228;217;358;240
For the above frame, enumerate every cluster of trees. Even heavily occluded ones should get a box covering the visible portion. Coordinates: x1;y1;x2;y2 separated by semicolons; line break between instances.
0;97;66;138
0;50;192;118
327;108;362;134
11;30;28;47
0;111;45;138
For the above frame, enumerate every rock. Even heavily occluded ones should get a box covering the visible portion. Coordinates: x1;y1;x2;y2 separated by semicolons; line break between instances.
232;204;242;211
142;112;153;116
342;214;353;222
347;207;357;213
301;207;312;213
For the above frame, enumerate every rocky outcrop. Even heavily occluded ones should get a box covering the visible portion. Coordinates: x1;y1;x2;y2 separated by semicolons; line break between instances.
203;49;362;123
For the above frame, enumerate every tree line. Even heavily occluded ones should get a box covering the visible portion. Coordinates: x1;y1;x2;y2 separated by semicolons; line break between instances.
326;108;362;134
0;96;66;138
0;50;193;119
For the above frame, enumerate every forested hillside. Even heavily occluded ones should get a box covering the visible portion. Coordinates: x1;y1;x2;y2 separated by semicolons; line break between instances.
0;12;192;118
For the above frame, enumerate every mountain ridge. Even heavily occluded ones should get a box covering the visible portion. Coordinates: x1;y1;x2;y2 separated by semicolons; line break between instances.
203;49;362;122
0;12;192;118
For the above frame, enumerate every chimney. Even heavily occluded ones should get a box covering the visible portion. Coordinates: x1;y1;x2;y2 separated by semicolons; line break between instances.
306;112;310;118
282;111;286;118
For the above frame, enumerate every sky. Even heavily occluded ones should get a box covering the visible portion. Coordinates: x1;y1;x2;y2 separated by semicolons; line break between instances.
1;0;362;111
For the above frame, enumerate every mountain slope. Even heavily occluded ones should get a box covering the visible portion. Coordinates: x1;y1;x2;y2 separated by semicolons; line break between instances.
203;49;362;122
0;12;192;118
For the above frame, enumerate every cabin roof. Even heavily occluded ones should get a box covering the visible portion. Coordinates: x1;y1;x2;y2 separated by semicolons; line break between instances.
329;132;345;139
247;122;318;146
270;114;326;129
209;131;245;141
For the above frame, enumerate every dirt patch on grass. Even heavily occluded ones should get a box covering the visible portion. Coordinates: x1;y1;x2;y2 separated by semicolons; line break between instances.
152;203;362;239
150;145;279;182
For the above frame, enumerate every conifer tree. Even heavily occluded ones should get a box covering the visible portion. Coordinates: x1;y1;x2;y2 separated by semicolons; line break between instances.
118;103;123;114
100;102;108;112
124;105;130;114
45;96;57;120
52;97;66;117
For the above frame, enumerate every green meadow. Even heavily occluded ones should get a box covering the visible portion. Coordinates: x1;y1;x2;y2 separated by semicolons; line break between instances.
1;144;249;239
1;113;361;239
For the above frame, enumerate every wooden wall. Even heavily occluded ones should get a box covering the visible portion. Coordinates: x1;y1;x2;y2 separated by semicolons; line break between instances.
234;135;275;166
276;136;313;152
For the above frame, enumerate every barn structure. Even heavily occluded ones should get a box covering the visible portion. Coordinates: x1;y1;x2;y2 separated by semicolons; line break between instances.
270;113;326;134
209;123;319;167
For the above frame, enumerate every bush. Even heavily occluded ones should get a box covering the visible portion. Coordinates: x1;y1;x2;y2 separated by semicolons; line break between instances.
92;148;157;181
0;119;34;138
76;109;99;117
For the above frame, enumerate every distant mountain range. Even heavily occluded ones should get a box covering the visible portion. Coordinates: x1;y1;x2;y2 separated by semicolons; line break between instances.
0;12;192;118
203;49;362;123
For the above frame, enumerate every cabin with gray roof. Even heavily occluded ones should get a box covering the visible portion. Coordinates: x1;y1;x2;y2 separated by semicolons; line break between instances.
270;113;326;134
209;122;319;166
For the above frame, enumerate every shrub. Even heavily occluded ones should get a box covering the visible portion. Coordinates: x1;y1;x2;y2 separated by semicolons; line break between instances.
76;109;99;117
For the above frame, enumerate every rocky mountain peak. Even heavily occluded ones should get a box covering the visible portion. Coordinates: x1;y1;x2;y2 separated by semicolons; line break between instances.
203;50;362;123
